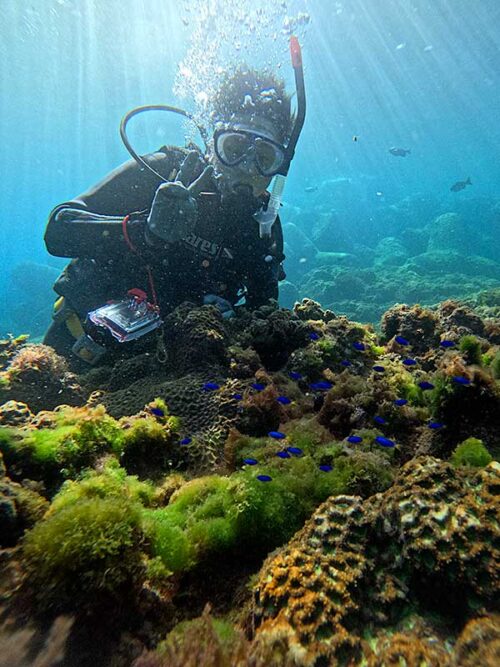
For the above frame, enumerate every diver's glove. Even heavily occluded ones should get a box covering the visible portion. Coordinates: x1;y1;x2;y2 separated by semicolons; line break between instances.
203;294;236;320
146;151;214;244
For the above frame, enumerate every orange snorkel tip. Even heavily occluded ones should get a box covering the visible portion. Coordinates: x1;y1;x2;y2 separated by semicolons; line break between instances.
290;35;302;69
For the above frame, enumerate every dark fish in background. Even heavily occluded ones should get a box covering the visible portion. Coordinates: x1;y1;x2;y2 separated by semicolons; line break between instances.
450;177;472;192
389;147;411;157
304;185;318;193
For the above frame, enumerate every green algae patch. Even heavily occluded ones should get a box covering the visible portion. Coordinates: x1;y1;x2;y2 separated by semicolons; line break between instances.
459;335;483;366
47;458;156;516
23;496;144;610
0;403;179;491
0;405;125;490
451;438;493;468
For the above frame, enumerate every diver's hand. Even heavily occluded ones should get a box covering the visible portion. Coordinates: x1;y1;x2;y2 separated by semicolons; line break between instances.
146;151;214;243
203;294;236;319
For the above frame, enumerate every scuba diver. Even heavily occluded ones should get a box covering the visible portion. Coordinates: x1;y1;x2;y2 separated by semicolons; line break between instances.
43;38;306;368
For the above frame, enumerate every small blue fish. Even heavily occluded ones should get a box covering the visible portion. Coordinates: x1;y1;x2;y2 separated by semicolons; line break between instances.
310;381;333;391
277;396;291;405
319;465;333;472
203;382;220;391
257;474;272;482
373;365;385;373
440;340;456;348
347;435;363;443
340;360;352;367
309;332;320;341
269;431;286;440
403;358;417;366
452;376;471;385
150;407;165;417
287;446;303;456
251;382;265;391
276;450;291;459
180;437;192;445
418;381;435;391
395;335;410;345
374;416;387;425
233;393;243;400
289;371;303;380
428;422;444;429
375;436;395;448
394;398;408;406
243;458;258;465
353;342;366;351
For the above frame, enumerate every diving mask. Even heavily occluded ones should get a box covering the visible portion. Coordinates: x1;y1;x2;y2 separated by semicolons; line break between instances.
214;127;286;177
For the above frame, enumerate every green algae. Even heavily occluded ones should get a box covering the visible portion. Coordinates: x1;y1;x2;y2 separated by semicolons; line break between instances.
451;438;493;468
23;495;144;610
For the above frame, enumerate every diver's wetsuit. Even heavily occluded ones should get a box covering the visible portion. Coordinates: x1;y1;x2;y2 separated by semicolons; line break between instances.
43;145;285;366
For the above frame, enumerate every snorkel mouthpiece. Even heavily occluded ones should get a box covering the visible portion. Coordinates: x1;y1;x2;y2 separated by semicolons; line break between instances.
256;175;286;238
254;35;306;237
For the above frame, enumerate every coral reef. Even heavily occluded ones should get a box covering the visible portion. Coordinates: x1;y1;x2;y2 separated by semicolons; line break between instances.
250;457;500;665
0;294;498;666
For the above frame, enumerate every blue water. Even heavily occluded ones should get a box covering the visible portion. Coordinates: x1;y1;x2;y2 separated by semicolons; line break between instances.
1;0;499;338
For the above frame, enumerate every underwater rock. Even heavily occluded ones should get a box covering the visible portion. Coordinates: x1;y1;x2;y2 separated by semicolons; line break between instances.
437;299;486;337
311;210;357;254
132;604;250;667
374;236;409;268
406;250;500;279
427;212;471;254
234;384;281;437
0;334;30;372
228;346;262;379
0;343;84;413
381;304;439;353
292;298;337;323
0;452;48;547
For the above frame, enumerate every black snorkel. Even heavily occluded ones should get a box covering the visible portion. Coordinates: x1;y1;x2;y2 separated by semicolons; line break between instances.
253;35;306;236
119;104;209;183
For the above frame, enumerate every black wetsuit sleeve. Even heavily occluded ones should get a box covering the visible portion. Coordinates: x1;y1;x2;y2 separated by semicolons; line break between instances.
244;215;286;310
44;150;176;259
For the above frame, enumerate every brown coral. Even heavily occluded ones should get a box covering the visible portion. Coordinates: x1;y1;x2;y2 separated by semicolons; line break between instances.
163;303;230;375
0;400;33;426
249;458;500;665
451;614;500;667
101;373;242;471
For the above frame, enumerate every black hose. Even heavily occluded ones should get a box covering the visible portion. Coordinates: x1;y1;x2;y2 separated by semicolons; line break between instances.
119;105;209;181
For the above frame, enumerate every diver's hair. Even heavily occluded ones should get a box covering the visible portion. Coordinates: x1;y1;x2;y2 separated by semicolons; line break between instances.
210;66;294;143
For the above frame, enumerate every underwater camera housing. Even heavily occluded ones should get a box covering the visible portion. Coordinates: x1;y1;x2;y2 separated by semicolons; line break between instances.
88;289;162;343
